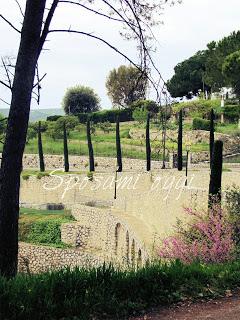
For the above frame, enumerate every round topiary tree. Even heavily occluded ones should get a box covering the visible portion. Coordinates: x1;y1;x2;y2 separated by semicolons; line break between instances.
62;85;100;115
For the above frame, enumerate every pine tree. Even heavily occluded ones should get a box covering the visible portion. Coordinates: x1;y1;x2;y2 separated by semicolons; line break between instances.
87;119;95;172
116;115;122;172
177;109;183;171
38;121;45;172
146;113;151;171
63;121;69;172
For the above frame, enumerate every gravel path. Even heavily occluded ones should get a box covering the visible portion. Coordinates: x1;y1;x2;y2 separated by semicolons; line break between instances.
129;294;240;320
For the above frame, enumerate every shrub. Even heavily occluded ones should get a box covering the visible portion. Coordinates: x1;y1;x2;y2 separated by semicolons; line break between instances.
192;117;211;131
87;171;93;181
159;205;234;264
46;115;63;121
132;107;148;122
226;185;240;247
77;108;133;124
223;105;240;122
22;174;30;181
36;172;49;179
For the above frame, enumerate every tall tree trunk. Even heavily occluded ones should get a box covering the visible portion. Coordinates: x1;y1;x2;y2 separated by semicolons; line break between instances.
63;122;69;172
87;119;95;172
0;0;47;277
209;140;223;207
209;108;215;167
177;109;183;171
146;113;151;171
116;116;122;172
38;121;45;172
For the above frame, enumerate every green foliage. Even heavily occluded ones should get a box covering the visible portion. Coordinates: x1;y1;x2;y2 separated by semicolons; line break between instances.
173;99;221;118
87;171;93;181
132;107;148;122
205;31;240;90
77;108;133;124
106;65;148;107
192;118;211;131
22;174;30;181
26;127;37;143
36;172;49;179
46;115;62;121
167;51;209;98
46;116;78;140
2;261;240;319
19;209;73;248
62;85;100;115
223;105;240;122
131;99;159;113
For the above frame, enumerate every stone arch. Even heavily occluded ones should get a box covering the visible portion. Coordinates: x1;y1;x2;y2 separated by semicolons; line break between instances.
114;223;121;255
137;249;142;267
126;231;129;262
131;239;135;264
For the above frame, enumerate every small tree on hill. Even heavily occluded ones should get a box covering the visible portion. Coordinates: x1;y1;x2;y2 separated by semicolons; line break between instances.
62;85;100;115
106;65;148;108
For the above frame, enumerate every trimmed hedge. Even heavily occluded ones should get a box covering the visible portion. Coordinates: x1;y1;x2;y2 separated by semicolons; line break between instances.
192;117;211;131
223;105;240;122
77;108;133;124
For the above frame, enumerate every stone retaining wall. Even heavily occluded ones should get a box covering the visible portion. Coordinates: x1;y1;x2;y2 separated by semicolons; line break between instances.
18;242;103;274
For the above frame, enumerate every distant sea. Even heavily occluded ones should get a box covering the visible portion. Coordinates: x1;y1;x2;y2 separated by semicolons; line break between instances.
0;108;65;122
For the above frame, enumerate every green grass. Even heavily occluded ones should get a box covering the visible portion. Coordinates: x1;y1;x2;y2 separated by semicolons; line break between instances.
1;260;240;319
19;208;74;248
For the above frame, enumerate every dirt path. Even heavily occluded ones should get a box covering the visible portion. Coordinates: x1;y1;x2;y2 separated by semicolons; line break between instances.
129;294;240;320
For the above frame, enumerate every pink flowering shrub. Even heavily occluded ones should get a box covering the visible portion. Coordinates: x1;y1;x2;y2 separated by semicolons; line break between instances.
159;205;234;264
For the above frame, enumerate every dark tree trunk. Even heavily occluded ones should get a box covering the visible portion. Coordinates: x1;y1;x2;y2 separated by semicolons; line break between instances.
209;108;215;167
116;116;122;172
0;0;47;278
63;122;69;172
209;140;223;207
87;119;95;172
38;121;45;172
177;109;183;171
146;113;151;171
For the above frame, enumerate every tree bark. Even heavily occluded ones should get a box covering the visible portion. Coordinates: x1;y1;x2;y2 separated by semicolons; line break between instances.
116;116;122;172
209;140;223;207
177;109;183;171
87;119;95;172
146;113;151;171
63;122;69;172
38;121;45;172
0;0;47;277
209;108;215;167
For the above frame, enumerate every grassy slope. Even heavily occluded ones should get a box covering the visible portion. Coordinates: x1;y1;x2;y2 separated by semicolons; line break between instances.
19;208;74;248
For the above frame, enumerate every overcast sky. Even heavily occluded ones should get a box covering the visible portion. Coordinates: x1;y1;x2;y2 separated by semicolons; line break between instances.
0;0;240;110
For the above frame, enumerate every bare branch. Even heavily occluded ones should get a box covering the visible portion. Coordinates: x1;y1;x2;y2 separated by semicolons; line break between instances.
59;0;133;25
1;58;12;90
38;0;60;56
0;98;10;106
33;73;47;89
0;14;21;33
0;80;11;91
14;0;25;18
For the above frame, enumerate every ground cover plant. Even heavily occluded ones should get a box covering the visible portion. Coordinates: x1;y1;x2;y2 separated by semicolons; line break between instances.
1;260;240;320
19;208;74;248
